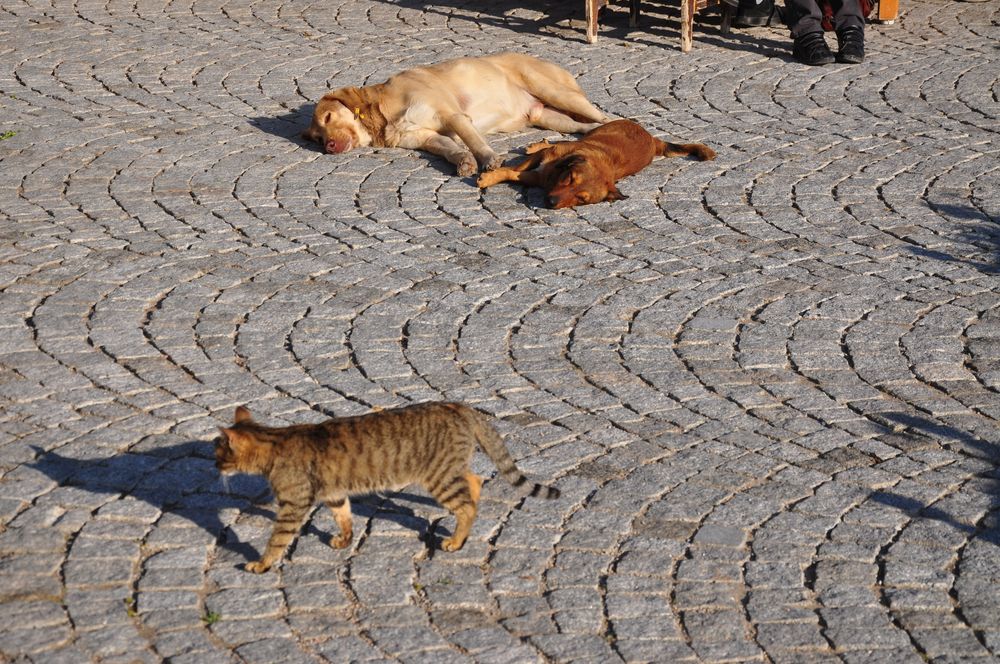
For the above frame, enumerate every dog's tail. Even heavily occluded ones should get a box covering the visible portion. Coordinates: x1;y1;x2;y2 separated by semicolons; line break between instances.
657;139;716;161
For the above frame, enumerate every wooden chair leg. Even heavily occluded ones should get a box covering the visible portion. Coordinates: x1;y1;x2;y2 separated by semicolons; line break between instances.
586;0;599;43
877;0;899;23
720;2;734;33
681;0;694;51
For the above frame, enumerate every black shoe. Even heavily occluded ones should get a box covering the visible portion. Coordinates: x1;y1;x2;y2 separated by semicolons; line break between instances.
793;32;835;66
733;0;774;27
836;26;865;63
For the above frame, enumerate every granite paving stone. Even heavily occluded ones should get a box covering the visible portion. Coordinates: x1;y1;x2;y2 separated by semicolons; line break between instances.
1;0;998;660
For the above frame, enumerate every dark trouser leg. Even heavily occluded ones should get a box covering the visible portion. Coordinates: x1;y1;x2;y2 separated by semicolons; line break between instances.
785;0;863;36
784;0;824;38
785;0;835;65
832;0;864;31
833;0;865;63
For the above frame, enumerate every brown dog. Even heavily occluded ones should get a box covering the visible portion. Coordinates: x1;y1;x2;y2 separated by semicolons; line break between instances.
477;119;716;208
302;53;607;176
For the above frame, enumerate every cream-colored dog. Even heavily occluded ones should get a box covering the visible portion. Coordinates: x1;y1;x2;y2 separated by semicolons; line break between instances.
302;53;607;176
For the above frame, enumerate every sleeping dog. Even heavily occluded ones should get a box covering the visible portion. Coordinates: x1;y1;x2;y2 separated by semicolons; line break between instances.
303;53;608;176
477;119;716;208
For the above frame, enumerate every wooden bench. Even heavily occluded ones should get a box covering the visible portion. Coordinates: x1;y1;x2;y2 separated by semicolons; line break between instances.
585;0;733;51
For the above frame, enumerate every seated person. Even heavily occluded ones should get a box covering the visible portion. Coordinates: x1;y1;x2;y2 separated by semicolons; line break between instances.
729;0;865;66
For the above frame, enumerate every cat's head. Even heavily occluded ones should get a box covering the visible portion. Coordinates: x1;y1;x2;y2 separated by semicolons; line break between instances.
215;406;272;475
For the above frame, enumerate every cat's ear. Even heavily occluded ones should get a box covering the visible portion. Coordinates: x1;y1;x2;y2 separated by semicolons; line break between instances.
219;427;251;454
234;406;253;424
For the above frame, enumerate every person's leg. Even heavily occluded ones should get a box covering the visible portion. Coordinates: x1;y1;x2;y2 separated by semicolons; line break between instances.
832;0;865;63
785;0;824;37
786;0;835;65
732;0;776;28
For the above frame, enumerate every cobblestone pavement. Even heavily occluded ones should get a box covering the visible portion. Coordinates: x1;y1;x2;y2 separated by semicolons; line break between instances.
1;0;999;660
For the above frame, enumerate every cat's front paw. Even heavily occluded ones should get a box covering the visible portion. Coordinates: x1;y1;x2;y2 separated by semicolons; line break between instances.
244;560;272;574
331;533;353;549
440;536;466;552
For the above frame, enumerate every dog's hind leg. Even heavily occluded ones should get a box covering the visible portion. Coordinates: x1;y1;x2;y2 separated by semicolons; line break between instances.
529;107;602;135
517;62;608;124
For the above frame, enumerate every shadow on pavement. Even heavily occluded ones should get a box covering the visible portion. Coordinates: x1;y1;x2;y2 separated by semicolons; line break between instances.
370;0;784;54
250;106;315;148
870;411;999;547
899;201;999;274
250;104;464;177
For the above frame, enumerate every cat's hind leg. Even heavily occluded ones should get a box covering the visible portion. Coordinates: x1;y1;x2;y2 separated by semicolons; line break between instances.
326;495;353;549
431;474;478;552
465;472;483;506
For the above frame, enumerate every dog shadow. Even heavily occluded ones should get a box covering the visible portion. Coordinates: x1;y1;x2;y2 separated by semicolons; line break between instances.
250;106;315;149
28;440;444;565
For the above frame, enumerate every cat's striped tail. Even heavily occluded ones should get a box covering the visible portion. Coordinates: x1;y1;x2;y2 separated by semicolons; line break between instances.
471;411;560;500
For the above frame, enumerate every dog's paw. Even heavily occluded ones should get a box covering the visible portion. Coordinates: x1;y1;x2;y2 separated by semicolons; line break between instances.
477;172;500;188
456;154;477;177
481;154;504;171
524;140;551;154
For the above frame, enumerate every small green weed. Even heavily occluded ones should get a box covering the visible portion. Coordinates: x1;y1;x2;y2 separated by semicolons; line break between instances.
201;610;221;626
0;131;15;141
123;597;137;617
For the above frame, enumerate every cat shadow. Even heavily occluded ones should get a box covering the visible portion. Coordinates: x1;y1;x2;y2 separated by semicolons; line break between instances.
28;439;447;565
300;491;448;551
29;440;265;561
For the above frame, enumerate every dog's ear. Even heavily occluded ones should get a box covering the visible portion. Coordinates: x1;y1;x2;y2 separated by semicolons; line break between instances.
604;184;627;202
553;155;585;186
555;154;585;171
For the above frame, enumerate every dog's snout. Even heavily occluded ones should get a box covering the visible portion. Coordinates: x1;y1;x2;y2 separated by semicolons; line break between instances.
325;131;353;155
548;194;576;209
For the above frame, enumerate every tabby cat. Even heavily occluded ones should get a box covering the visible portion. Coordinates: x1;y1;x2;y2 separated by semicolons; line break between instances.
215;401;560;573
